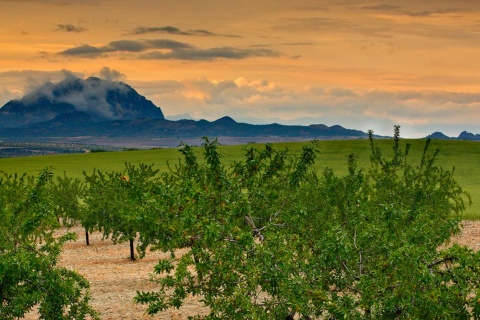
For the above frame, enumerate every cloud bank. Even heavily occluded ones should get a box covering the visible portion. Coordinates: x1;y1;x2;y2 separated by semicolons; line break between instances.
58;39;281;61
133;77;480;138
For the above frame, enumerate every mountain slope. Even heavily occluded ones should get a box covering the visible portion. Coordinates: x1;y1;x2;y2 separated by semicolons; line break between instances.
0;76;164;127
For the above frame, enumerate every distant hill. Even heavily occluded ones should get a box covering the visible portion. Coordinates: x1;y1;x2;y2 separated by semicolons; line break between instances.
0;76;164;127
458;131;480;141
426;131;480;141
427;132;453;140
0;76;369;143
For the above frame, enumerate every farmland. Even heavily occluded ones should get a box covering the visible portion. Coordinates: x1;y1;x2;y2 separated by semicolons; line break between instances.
1;138;479;219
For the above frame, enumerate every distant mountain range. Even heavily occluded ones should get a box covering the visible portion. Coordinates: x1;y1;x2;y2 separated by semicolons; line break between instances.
0;76;368;145
1;76;478;146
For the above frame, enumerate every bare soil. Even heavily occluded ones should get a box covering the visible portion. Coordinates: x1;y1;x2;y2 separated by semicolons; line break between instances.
24;221;480;319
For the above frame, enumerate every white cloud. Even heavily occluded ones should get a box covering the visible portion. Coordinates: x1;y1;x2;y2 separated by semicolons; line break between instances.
0;87;22;107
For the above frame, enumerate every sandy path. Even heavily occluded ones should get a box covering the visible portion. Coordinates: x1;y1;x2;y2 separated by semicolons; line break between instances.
23;221;480;319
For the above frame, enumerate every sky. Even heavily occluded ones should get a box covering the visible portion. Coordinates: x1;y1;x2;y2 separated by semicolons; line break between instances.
1;0;480;138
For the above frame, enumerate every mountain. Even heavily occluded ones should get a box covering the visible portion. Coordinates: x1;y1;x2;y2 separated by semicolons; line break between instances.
457;131;480;141
427;132;452;140
425;131;480;141
0;76;164;127
0;77;369;144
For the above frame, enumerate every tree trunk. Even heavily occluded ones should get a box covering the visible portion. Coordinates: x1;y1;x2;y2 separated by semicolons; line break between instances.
129;238;135;261
85;228;90;246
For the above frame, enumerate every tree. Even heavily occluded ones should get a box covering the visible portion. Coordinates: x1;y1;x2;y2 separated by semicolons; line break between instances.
83;163;159;260
0;168;98;319
48;173;91;244
136;132;480;319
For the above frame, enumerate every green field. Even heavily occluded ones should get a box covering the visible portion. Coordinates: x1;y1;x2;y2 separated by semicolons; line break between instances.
1;138;479;219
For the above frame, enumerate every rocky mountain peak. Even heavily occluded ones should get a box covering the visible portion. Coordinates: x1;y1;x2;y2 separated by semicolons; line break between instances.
0;76;164;127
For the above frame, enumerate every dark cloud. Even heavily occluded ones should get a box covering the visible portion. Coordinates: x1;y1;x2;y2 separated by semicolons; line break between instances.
141;47;280;61
56;24;87;32
108;40;147;52
59;39;193;57
61;44;103;57
361;5;463;17
59;39;280;61
128;26;189;35
144;39;194;50
127;25;241;38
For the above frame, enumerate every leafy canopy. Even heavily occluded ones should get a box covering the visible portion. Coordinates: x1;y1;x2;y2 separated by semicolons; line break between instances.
0;168;98;319
135;130;480;319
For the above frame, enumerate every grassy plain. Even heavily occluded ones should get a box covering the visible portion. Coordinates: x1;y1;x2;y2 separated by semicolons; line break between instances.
1;138;479;219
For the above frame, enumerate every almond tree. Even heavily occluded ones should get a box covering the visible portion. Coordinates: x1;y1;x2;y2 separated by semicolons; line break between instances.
82;163;158;260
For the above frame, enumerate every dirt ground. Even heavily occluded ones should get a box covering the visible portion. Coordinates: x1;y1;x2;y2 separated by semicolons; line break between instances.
24;221;480;320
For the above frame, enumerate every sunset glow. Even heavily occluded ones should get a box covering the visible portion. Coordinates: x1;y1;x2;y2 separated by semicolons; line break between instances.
1;0;480;137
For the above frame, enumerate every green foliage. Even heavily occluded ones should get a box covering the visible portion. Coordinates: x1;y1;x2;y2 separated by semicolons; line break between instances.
134;132;480;319
1;139;480;220
82;162;159;259
0;168;98;319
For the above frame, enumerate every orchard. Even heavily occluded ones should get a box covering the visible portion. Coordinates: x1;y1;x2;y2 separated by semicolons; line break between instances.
2;126;480;319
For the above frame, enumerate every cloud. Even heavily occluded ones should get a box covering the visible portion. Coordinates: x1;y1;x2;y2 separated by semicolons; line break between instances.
403;8;462;17
361;4;463;17
141;47;280;61
60;44;103;57
19;71;142;120
98;67;125;82
56;24;87;32
0;87;23;107
131;77;480;138
58;39;280;61
127;25;241;38
0;69;84;95
59;39;193;58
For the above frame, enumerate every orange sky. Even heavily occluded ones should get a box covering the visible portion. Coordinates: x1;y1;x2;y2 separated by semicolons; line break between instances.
1;0;480;137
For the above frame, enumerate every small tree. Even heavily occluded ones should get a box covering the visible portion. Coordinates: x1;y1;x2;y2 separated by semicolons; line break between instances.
0;168;98;319
48;173;92;244
136;132;480;319
83;163;159;260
